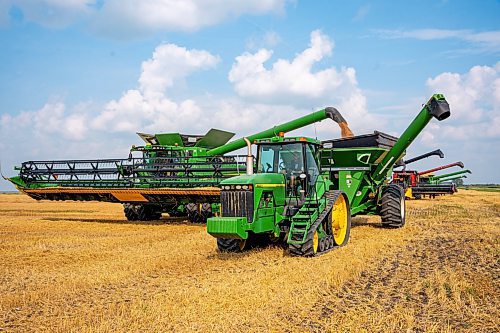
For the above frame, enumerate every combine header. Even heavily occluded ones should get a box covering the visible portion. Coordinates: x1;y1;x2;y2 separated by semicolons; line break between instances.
394;161;465;199
207;94;451;256
411;167;470;199
8;108;352;222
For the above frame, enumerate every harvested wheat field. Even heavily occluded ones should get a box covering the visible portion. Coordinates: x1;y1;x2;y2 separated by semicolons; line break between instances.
0;190;498;333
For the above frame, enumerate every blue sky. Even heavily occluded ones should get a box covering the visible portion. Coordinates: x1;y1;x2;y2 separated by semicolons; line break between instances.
1;0;499;190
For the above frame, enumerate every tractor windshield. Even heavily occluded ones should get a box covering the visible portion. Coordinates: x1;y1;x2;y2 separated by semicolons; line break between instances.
257;143;304;176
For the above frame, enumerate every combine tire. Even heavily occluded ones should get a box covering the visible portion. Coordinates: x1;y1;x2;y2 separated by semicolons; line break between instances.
186;203;212;223
124;203;138;221
199;203;212;222
289;227;320;257
217;238;247;252
186;203;201;223
380;184;406;228
124;204;161;221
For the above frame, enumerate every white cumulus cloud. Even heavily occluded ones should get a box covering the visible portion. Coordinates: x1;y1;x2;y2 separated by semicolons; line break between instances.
426;62;500;137
229;30;378;132
1;0;285;36
1;101;88;141
91;43;219;133
94;0;284;35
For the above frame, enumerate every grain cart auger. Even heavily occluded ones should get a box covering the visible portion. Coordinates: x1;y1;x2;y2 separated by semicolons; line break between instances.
207;94;450;256
427;169;471;183
7;108;351;222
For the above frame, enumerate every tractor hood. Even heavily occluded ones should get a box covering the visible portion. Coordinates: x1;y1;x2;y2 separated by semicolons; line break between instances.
219;173;285;186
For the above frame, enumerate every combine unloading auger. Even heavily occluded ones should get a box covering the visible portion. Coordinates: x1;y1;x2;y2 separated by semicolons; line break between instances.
394;149;444;169
418;161;465;176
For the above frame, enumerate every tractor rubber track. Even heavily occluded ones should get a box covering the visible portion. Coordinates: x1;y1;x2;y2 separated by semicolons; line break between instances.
289;191;341;257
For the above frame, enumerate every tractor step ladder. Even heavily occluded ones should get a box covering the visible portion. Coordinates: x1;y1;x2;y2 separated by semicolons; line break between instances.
288;202;319;244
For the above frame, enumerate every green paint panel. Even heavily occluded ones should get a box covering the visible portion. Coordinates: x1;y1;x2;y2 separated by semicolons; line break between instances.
206;217;249;239
195;129;235;149
154;133;185;146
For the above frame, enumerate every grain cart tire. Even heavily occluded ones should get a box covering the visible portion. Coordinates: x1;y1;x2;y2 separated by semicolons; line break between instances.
124;203;138;221
380;184;406;228
217;238;247;252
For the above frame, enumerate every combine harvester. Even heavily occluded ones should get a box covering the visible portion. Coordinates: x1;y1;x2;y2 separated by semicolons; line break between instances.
207;94;451;256
392;149;445;197
412;166;471;199
7;109;352;222
395;161;465;199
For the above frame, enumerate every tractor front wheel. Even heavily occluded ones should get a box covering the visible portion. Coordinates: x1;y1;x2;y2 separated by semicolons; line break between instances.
217;238;247;252
380;184;406;228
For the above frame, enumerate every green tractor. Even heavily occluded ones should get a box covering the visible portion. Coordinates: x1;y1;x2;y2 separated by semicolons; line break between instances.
207;94;451;256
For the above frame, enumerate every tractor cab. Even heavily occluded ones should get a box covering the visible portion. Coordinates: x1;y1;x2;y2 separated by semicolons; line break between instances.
256;136;321;199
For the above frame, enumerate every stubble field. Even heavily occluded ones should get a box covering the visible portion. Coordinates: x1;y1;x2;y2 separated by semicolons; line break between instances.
0;190;498;332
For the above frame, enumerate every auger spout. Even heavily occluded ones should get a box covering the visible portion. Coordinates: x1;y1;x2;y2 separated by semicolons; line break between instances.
394;149;444;168
206;107;354;156
372;94;450;182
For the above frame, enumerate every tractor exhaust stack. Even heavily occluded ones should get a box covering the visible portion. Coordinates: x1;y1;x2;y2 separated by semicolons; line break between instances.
243;137;253;175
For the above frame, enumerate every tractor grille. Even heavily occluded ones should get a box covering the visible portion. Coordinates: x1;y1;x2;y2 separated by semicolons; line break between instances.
221;190;253;223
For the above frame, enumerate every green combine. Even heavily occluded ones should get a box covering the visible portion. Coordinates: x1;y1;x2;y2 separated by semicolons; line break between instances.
207;94;451;256
7;108;352;222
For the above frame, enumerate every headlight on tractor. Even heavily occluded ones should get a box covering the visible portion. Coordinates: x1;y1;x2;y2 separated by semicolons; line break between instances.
221;184;252;191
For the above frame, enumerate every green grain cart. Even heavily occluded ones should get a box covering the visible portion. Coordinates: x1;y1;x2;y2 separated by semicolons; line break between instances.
207;94;451;256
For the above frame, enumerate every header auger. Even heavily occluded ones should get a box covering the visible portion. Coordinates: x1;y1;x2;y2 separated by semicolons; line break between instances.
207;94;451;256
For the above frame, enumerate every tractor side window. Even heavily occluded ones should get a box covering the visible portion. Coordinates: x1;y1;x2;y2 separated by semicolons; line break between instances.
279;143;304;174
305;144;320;185
259;146;276;173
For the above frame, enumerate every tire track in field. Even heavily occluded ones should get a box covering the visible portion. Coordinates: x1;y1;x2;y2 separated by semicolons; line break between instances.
300;205;500;333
